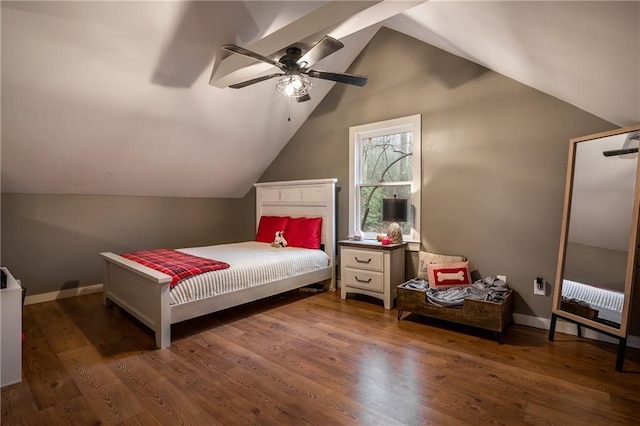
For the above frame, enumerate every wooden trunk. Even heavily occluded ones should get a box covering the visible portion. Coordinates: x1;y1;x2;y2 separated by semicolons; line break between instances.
397;283;514;342
560;299;599;321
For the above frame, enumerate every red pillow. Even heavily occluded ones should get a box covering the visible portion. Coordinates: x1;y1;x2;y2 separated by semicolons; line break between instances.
427;261;472;289
284;217;322;249
256;216;290;243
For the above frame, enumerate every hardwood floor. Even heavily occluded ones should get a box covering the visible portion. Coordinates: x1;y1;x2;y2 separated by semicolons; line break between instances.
2;290;639;425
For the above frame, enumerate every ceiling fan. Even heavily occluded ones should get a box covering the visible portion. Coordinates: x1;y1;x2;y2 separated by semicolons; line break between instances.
221;35;368;102
603;132;640;157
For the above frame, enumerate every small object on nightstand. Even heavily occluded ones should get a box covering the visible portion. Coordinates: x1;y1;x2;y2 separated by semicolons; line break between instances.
381;236;391;245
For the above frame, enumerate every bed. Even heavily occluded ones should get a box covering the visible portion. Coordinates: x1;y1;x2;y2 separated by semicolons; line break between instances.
100;178;337;349
561;279;624;326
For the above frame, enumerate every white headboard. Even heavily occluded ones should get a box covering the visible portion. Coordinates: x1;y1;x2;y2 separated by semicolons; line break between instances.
254;178;337;289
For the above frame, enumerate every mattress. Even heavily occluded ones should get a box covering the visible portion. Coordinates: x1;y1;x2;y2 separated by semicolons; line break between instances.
170;241;330;306
562;279;624;323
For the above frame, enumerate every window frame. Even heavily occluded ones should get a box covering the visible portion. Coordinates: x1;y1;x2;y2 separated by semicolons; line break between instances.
348;114;421;250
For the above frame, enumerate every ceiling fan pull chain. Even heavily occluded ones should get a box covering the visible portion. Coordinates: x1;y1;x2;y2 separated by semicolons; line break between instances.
288;97;291;122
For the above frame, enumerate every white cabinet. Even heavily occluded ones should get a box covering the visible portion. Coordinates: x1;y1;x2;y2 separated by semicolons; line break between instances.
1;267;22;387
339;240;405;309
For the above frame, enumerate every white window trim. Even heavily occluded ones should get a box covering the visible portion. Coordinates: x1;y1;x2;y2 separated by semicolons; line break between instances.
349;114;421;251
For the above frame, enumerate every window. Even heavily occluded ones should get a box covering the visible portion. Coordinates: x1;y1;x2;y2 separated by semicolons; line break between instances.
349;115;421;248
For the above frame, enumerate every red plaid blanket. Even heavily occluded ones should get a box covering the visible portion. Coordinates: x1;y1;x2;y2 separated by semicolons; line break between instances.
121;249;230;288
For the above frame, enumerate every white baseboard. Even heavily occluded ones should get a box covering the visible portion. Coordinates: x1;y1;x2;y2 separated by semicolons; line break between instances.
513;313;640;349
24;284;103;306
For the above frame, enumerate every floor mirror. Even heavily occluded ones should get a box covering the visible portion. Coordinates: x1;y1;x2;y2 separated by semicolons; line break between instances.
549;124;640;371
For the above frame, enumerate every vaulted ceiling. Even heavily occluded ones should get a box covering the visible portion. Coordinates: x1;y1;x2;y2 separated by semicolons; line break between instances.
2;1;638;198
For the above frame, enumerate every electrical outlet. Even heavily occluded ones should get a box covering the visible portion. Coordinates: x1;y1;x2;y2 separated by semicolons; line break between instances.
534;277;545;295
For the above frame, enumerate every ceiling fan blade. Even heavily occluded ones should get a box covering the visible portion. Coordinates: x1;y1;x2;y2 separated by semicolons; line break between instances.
306;69;368;87
604;133;640;157
229;73;283;89
603;148;639;157
222;44;286;71
296;94;311;103
297;36;344;68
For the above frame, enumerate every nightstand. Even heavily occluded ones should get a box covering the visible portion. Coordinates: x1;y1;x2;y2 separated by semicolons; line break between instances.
1;267;22;387
339;240;406;309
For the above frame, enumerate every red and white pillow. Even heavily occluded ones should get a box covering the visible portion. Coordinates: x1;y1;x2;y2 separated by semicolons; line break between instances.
255;215;322;249
427;261;472;289
417;251;466;280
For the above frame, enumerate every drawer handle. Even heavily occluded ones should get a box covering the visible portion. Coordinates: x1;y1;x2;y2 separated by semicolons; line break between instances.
354;257;372;264
355;276;372;283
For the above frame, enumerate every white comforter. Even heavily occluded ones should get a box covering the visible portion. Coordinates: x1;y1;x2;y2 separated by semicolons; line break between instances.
562;279;624;324
170;241;330;306
562;279;624;313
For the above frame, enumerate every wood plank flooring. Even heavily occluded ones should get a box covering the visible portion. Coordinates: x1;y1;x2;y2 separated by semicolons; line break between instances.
2;290;639;425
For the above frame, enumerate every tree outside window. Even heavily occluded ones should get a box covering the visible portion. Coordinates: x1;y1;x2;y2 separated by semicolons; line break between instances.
359;132;413;235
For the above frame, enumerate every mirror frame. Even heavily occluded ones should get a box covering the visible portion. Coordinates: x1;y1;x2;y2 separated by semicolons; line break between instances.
552;124;640;338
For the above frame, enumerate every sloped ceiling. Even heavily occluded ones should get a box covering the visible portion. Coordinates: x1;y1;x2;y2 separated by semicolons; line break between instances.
1;1;638;198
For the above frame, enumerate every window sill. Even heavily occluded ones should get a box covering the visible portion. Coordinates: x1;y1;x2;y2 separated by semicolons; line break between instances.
347;237;420;252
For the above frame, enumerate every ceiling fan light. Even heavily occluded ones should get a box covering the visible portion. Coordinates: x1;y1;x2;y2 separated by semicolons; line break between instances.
285;83;296;97
276;73;311;98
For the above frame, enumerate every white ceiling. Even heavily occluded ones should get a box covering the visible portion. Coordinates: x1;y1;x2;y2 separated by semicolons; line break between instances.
2;1;639;198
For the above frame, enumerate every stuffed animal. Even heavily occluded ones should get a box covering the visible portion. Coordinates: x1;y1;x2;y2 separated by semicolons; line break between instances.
271;231;287;248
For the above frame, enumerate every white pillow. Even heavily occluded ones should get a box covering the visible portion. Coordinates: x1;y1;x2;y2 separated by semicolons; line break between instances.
417;251;466;280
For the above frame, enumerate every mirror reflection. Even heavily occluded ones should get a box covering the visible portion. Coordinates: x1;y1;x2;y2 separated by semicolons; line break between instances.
560;130;639;329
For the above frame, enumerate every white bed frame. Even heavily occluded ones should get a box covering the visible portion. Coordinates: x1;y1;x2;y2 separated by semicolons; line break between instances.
101;178;337;349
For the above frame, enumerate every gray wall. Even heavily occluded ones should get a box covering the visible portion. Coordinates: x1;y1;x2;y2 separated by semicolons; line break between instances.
259;27;620;322
1;194;254;295
564;242;627;292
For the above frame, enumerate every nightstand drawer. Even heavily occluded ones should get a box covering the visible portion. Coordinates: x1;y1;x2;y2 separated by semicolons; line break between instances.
342;248;384;272
343;268;384;292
